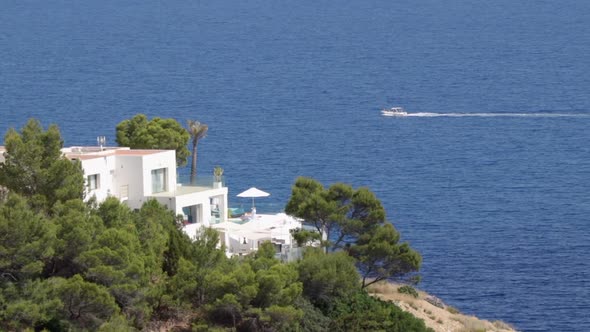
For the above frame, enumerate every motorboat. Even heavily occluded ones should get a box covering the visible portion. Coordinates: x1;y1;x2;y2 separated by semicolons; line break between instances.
381;107;407;116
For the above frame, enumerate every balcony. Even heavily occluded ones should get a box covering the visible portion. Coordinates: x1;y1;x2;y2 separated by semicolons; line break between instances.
176;175;226;189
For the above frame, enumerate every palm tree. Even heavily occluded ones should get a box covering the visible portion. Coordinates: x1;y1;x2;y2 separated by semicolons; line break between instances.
187;120;208;184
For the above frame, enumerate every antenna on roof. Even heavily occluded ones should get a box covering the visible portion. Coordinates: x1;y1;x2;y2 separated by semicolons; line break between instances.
97;136;106;151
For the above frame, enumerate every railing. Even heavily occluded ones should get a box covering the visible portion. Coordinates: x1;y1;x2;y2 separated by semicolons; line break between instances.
229;202;285;214
177;175;226;188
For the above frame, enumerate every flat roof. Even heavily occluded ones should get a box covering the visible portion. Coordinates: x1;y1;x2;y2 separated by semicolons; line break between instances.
62;146;170;160
114;149;168;156
66;154;108;161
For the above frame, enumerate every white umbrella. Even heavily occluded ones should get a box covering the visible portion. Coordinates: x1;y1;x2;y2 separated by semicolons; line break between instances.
237;187;270;208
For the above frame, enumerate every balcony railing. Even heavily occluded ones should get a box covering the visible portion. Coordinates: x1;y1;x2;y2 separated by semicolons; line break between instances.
176;175;226;188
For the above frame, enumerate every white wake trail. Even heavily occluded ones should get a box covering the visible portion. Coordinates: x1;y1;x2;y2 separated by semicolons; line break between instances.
402;112;590;118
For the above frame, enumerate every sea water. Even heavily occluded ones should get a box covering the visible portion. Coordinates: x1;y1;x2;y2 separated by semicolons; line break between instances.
1;1;589;331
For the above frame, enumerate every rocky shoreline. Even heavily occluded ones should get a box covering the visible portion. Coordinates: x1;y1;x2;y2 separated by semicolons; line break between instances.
367;282;517;332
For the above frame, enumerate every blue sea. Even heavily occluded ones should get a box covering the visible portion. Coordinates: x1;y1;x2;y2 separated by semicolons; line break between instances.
1;1;589;331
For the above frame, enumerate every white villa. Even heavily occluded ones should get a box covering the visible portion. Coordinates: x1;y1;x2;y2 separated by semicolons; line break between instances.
61;146;228;226
0;145;301;259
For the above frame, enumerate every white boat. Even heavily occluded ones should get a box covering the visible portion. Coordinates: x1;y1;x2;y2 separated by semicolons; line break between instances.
381;107;407;116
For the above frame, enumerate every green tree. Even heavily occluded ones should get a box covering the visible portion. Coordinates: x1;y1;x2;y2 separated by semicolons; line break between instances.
297;249;359;308
263;305;304;331
292;297;331;332
285;177;386;250
162;225;193;277
290;228;321;247
135;200;173;277
350;223;422;288
168;258;200;306
0;119;85;212
97;314;136;331
96;196;135;229
75;227;150;324
249;241;279;272
0;194;55;283
285;177;340;248
328;290;432;332
52;275;119;330
248;242;302;309
187;120;208;184
48;199;105;278
205;262;258;308
206;293;242;329
286;177;421;289
0;279;62;330
115;114;190;166
254;263;302;309
169;228;227;307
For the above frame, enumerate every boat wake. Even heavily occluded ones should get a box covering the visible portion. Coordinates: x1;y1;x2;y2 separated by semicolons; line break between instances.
400;112;590;118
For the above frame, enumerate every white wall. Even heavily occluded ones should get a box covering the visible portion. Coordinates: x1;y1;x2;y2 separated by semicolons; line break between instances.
115;155;144;210
80;155;116;202
141;151;176;197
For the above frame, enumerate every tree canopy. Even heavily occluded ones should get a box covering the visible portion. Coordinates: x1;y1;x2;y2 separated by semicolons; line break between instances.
115;114;190;167
0;118;85;213
0;119;431;331
285;177;387;250
286;176;422;288
351;223;422;288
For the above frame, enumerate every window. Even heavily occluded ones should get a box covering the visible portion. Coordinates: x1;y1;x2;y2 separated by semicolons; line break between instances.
87;174;100;190
151;168;167;193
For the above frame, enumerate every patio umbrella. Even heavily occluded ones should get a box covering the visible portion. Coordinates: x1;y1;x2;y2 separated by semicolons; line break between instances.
237;187;270;208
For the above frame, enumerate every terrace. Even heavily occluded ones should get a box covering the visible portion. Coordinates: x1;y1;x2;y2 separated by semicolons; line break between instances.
183;212;304;262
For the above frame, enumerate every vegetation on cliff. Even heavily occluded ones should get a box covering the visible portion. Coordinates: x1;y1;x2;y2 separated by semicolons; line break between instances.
0;119;431;331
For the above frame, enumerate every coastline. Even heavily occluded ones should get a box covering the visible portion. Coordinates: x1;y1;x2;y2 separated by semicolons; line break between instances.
367;282;517;332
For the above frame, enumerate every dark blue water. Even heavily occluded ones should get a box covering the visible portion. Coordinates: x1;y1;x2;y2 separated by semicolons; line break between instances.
1;1;589;331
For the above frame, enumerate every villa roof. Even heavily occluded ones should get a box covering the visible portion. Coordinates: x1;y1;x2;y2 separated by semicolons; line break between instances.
2;145;170;160
114;149;168;156
62;147;170;160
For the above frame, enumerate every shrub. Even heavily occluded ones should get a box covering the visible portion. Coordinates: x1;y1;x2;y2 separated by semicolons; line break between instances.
297;250;359;309
191;323;209;332
446;306;460;314
397;285;419;298
328;291;432;332
293;297;331;332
